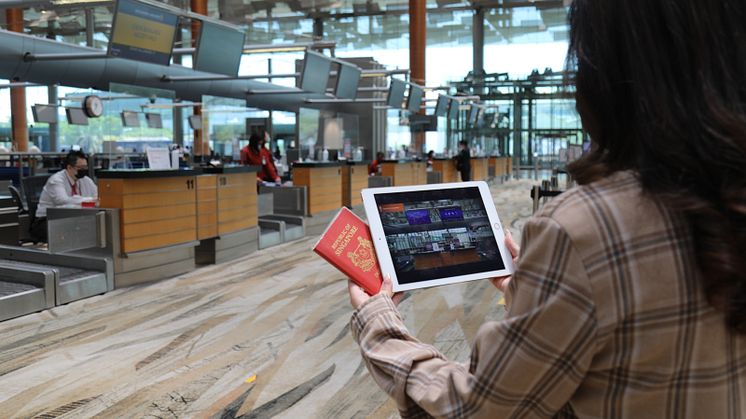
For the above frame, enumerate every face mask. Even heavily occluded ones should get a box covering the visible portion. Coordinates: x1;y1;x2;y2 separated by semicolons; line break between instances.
75;169;87;179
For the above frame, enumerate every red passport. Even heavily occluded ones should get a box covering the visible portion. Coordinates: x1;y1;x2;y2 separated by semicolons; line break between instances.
313;207;382;295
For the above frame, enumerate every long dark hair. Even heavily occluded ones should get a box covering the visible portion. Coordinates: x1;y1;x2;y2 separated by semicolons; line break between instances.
566;0;746;332
248;132;263;153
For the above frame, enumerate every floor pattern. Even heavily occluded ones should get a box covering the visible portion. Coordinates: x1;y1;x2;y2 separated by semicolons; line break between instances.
0;179;537;418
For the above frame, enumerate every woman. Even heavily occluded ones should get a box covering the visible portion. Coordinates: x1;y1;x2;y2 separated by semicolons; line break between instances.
240;132;280;184
347;1;746;417
454;140;471;181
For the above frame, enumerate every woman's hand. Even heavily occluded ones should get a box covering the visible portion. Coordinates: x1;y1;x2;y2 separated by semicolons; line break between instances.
490;229;520;293
348;275;404;310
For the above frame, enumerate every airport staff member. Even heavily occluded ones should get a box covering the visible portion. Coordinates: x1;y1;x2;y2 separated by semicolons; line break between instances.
31;150;98;241
241;132;280;184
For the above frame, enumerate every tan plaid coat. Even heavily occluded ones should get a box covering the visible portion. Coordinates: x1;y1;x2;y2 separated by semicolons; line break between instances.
351;171;746;418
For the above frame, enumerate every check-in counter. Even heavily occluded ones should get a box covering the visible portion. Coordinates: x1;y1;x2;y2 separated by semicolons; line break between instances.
432;158;458;183
98;169;198;254
342;161;370;208
196;166;260;264
489;156;510;180
292;162;343;216
470;157;489;181
381;160;427;186
97;169;199;287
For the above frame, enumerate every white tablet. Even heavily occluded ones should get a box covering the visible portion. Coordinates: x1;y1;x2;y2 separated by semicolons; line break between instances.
362;181;514;292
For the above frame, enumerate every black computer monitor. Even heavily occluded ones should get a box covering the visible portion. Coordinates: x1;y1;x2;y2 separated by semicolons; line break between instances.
32;104;58;123
299;50;333;95
194;21;245;77
121;111;140;128
108;0;178;66
448;98;460;120
335;62;362;100
145;113;163;129
406;84;424;114
66;108;89;126
387;78;407;109
433;95;448;117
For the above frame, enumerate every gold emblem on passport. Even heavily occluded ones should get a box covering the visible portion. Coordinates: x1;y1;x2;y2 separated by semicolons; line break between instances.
348;237;377;275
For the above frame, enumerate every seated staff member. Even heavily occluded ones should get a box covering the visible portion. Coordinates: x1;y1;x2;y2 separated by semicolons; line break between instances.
240;132;281;184
368;152;385;175
31;150;98;241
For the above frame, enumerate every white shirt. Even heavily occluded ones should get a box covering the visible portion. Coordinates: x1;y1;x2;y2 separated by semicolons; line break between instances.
35;170;98;218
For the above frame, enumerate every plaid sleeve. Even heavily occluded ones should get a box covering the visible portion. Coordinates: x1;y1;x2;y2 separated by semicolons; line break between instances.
351;215;599;418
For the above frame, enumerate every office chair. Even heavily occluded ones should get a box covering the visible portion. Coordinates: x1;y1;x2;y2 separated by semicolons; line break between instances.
21;175;51;243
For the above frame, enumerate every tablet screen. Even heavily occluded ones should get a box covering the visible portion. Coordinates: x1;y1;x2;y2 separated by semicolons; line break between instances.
373;186;505;285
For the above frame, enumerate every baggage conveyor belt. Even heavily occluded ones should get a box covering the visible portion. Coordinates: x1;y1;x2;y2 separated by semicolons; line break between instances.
0;246;113;322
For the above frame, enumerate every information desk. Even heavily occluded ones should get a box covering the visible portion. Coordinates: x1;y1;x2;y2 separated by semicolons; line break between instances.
98;169;198;254
292;162;343;216
470;157;489;181
432;158;458;183
381;160;427;186
342;161;370;208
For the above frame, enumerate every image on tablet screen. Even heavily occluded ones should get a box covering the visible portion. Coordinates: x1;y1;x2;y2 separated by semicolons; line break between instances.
374;187;505;284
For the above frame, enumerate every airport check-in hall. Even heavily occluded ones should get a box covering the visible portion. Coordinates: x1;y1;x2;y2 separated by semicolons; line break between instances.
0;0;744;418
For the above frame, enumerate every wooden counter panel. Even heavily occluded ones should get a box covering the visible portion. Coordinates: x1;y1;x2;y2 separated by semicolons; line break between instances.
121;190;195;209
197;175;219;240
217;174;257;234
98;175;198;253
123;216;197;239
470;159;489;181
124;229;197;254
121;203;197;225
433;160;458;183
294;166;343;215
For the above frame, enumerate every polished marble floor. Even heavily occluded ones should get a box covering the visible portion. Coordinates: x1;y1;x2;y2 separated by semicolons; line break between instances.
0;179;537;418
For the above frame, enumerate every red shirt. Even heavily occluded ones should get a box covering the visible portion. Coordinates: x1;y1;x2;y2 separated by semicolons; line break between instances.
368;159;382;175
241;146;279;182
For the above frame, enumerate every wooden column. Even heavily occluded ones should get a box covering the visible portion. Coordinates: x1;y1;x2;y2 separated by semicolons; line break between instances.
409;1;426;155
7;9;28;152
191;0;207;159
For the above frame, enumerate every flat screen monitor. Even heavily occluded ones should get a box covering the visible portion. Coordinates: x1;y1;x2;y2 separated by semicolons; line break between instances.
448;98;460;120
188;115;202;130
194;21;245;77
65;108;89;126
433;95;448;117
468;105;480;126
108;0;178;66
407;84;424;114
121;111;140;128
299;50;333;95
145;113;163;129
334;62;362;100
32;104;58;123
387;78;407;109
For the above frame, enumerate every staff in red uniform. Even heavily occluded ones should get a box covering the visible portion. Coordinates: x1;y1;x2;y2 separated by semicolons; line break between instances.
241;132;281;184
368;151;385;176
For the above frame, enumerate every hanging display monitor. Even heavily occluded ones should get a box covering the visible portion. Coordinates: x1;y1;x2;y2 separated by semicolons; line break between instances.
406;84;424;114
468;104;480;126
32;104;58;123
145;113;163;129
194;21;245;76
108;0;178;66
188;115;202;130
448;98;460;120
334;62;362;100
433;95;448;117
66;108;89;126
299;50;333;94
121;111;141;128
387;78;407;109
